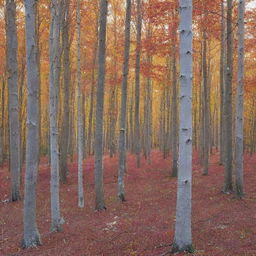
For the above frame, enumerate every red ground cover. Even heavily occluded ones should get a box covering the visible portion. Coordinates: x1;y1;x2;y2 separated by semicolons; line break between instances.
1;151;256;256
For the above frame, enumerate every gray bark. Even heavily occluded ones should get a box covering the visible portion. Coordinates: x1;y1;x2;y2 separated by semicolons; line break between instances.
49;0;63;231
22;0;41;248
59;0;71;184
134;0;142;168
94;0;108;210
219;0;225;165
173;0;193;252
118;0;131;202
235;0;245;197
202;31;209;175
171;29;178;177
76;0;84;208
6;0;21;201
223;0;233;193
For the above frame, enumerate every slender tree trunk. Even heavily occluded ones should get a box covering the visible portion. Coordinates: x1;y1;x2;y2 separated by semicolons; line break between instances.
94;0;108;210
219;0;225;165
6;0;21;201
76;0;84;208
22;0;41;248
60;0;71;184
134;0;142;168
202;31;209;175
235;0;245;198
0;80;4;166
223;0;233;193
118;0;131;202
172;0;193;252
87;16;99;156
49;0;63;231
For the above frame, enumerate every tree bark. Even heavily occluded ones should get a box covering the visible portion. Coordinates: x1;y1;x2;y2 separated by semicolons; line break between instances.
117;0;131;202
235;0;245;198
202;30;209;175
219;0;225;165
22;0;41;248
6;0;21;201
59;0;71;184
49;0;63;231
172;0;193;252
134;0;142;168
76;0;84;208
223;0;233;193
171;26;178;177
94;0;108;210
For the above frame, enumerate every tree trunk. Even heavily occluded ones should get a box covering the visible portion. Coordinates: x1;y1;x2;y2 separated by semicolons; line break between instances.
202;31;209;175
171;27;178;177
87;15;99;156
219;0;225;165
235;0;245;198
134;0;142;168
94;0;108;211
22;0;41;248
0;78;6;167
117;0;131;202
172;0;193;252
76;0;84;208
49;0;63;232
60;0;71;184
223;0;233;193
6;0;21;201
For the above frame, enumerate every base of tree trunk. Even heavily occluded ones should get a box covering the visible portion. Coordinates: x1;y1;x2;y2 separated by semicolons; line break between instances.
222;184;233;194
11;192;21;202
171;243;194;253
118;193;126;202
95;205;107;211
171;166;177;177
21;232;41;249
51;217;64;232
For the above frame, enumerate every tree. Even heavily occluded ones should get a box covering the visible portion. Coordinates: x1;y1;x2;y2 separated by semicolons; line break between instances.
171;10;178;177
22;0;41;248
134;0;142;168
76;0;84;208
94;0;108;210
223;0;233;193
219;0;225;165
6;0;21;201
49;0;63;231
172;0;193;252
235;0;245;197
117;0;132;202
59;0;71;184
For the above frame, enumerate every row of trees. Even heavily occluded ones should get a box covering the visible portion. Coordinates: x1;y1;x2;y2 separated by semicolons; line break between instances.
1;0;249;252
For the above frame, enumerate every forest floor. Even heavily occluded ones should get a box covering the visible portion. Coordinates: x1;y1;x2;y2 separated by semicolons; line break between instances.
1;151;256;256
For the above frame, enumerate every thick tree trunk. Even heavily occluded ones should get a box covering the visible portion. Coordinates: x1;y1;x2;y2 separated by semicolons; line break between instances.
223;0;233;193
6;0;21;201
60;0;71;184
76;0;84;208
117;0;131;202
49;0;63;232
235;0;245;198
134;0;142;168
22;0;41;248
171;30;178;177
94;0;108;210
172;0;193;252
